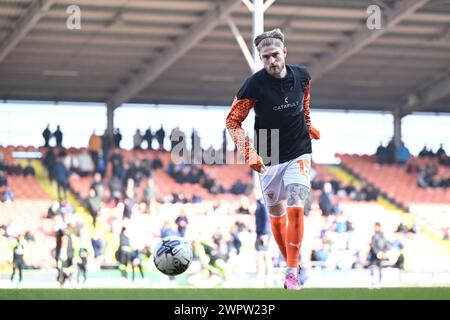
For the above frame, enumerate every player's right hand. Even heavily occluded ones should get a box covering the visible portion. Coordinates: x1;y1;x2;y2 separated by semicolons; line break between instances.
249;153;267;174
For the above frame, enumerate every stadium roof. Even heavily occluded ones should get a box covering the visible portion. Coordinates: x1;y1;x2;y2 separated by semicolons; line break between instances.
0;0;449;115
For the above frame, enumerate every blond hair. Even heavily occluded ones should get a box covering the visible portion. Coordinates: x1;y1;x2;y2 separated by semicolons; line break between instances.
254;28;285;52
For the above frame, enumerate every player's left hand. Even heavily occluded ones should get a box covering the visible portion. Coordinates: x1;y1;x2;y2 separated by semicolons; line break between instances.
310;126;320;140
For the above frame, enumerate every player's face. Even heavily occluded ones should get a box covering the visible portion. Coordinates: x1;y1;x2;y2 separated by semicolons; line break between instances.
260;44;287;78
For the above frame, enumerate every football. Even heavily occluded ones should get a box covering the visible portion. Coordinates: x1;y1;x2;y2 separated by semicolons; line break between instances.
153;236;193;276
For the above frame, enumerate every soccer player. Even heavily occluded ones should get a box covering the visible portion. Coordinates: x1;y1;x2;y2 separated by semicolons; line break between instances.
226;28;320;290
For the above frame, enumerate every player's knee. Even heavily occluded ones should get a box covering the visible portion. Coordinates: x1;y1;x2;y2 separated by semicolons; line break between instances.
268;203;285;216
286;183;310;207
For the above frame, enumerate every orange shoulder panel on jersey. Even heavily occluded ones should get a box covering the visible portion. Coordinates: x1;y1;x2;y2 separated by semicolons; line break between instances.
303;80;311;131
225;96;257;163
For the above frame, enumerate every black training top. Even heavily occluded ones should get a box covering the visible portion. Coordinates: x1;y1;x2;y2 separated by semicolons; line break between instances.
227;64;312;165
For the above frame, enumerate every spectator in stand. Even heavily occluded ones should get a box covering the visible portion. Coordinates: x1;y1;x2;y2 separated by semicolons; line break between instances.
85;188;101;225
143;126;153;150
23;160;36;177
133;129;143;150
114;128;122;149
417;160;438;188
55;152;69;201
175;211;189;237
436;144;446;158
101;129;114;164
362;183;379;201
78;149;95;177
0;170;8;193
96;150;107;179
155;125;166;151
418;145;433;157
143;178;158;204
109;175;123;202
42;124;52;147
88;130;102;168
229;179;250;195
152;155;163;170
319;182;338;216
110;148;125;180
43;148;57;183
405;157;420;174
90;172;104;200
160;221;177;238
385;139;396;164
54;125;63;148
47;200;61;219
375;141;388;164
436;143;450;166
122;190;137;220
395;141;411;164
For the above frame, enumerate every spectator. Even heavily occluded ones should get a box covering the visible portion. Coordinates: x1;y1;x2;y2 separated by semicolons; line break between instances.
375;141;387;164
0;170;10;202
143;178;158;204
160;221;177;238
90;172;104;200
23;160;36;177
47;200;61;219
155;125;166;151
395;141;411;164
42;124;52;147
43;148;57;183
152;155;163;170
319;182;338;216
78;149;95;176
101;129;114;164
113;128;122;149
133;129;143;150
54;125;63;148
110;148;124;180
417;161;438;188
88;130;102;168
385;139;396;164
143;127;153;150
236;196;250;215
54;153;69;201
229;179;250;195
85;188;101;225
437;143;447;158
175;211;189;237
419;145;432;157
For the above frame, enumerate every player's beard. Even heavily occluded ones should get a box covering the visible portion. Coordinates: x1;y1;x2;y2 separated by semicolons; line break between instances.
267;62;285;78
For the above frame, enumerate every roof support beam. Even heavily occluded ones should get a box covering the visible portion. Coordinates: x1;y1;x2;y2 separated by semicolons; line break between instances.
107;0;242;109
227;16;256;73
401;69;450;116
0;0;55;64
309;0;431;81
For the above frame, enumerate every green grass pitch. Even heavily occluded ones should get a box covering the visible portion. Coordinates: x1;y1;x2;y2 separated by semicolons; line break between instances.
1;287;449;300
